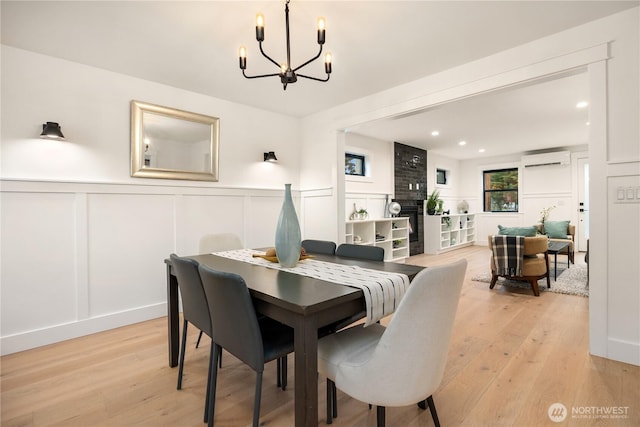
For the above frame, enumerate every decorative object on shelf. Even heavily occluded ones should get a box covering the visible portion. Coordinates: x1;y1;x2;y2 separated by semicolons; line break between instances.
40;122;65;139
263;151;278;162
539;205;556;229
387;201;401;217
437;199;444;214
442;216;451;229
393;240;402;249
275;183;302;267
357;208;368;220
238;0;332;90
457;200;469;214
349;203;358;220
426;189;440;215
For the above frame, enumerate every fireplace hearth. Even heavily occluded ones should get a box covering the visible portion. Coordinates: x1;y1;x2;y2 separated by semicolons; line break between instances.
393;199;424;256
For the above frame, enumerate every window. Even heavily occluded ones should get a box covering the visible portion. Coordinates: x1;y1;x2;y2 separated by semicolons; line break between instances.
345;153;366;176
483;168;518;212
436;168;448;185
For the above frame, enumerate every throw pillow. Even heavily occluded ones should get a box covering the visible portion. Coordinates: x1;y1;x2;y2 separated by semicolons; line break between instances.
544;220;570;238
497;225;538;237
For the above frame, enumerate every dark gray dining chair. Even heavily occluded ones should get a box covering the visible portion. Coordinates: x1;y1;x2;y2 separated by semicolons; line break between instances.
336;243;384;261
169;253;218;422
169;254;213;390
302;239;337;255
199;264;295;427
321;243;384;335
195;233;244;348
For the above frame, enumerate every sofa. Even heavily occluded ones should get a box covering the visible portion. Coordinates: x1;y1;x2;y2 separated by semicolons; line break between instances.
536;222;575;264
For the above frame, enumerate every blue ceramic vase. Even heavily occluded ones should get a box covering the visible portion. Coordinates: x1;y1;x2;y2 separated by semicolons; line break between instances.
275;184;302;268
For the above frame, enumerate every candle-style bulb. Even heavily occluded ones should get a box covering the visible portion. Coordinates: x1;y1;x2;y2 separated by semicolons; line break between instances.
238;46;247;69
280;63;288;75
324;52;332;74
256;13;265;42
317;16;326;45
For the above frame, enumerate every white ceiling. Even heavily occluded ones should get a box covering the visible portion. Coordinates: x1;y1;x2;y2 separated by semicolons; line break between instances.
2;1;638;158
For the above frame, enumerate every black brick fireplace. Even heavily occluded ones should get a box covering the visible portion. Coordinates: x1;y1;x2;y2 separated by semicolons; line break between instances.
393;142;427;256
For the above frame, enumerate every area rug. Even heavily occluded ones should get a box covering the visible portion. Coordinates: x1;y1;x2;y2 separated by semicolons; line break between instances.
471;263;588;297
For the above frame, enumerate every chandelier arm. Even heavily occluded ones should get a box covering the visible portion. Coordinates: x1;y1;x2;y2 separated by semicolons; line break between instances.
258;42;282;70
292;45;323;73
242;70;281;79
296;73;330;83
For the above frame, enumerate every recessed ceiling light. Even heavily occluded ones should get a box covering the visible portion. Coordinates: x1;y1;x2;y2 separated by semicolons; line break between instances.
586;121;590;126
576;101;589;109
478;148;486;153
458;141;466;146
431;130;439;136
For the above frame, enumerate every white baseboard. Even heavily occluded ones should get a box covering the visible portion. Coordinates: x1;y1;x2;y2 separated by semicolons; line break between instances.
0;303;167;356
607;338;640;367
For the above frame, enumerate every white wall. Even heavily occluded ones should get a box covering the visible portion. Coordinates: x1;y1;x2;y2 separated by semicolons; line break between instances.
0;46;303;354
427;152;461;214
300;8;639;365
344;133;394;221
457;147;586;245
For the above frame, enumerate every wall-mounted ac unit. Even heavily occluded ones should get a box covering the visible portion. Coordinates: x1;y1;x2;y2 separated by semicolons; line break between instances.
521;151;570;168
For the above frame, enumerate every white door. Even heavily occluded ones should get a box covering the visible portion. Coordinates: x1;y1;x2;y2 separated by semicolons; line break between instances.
577;157;589;251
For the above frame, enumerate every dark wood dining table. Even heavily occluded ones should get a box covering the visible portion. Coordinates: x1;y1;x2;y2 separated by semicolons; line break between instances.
165;252;423;426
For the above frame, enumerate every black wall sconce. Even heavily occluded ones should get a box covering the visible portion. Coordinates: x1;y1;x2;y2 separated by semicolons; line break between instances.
40;122;65;139
263;151;278;162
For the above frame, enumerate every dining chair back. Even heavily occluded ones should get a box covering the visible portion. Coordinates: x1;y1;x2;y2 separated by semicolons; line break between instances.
169;254;211;390
323;243;385;333
336;243;384;261
199;233;243;254
198;264;294;427
195;232;244;347
302;239;336;255
318;259;467;427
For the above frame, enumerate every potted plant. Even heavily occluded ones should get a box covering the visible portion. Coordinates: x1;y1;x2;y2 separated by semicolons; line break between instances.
426;189;440;215
357;208;368;220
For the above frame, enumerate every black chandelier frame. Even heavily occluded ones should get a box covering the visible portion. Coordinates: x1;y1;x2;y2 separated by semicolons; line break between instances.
238;0;332;90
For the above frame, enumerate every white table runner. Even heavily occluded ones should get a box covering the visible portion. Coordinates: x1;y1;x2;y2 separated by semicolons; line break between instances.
212;249;410;327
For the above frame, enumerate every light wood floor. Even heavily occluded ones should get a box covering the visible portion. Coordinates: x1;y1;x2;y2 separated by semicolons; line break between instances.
2;246;638;426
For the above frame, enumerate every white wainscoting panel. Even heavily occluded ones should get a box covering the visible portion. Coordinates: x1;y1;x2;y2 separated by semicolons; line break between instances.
0;180;312;355
87;193;174;317
245;195;282;249
176;194;246;254
1;192;78;335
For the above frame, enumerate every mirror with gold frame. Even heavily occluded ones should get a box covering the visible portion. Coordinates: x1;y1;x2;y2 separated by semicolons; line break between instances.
130;100;219;181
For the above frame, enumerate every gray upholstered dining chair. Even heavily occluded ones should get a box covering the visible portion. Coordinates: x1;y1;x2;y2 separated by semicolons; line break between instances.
324;243;385;334
169;254;212;389
336;243;384;261
199;264;295;427
318;259;467;427
195;233;244;348
301;239;336;255
169;254;218;422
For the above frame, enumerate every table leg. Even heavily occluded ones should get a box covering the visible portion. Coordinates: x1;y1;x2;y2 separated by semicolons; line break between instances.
293;315;319;427
554;252;558;281
166;264;180;367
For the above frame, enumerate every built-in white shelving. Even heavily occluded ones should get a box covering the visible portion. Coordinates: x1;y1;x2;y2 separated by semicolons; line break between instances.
345;217;410;262
424;213;475;254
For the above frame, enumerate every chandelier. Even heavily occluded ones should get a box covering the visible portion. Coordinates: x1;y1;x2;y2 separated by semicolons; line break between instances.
238;0;332;90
